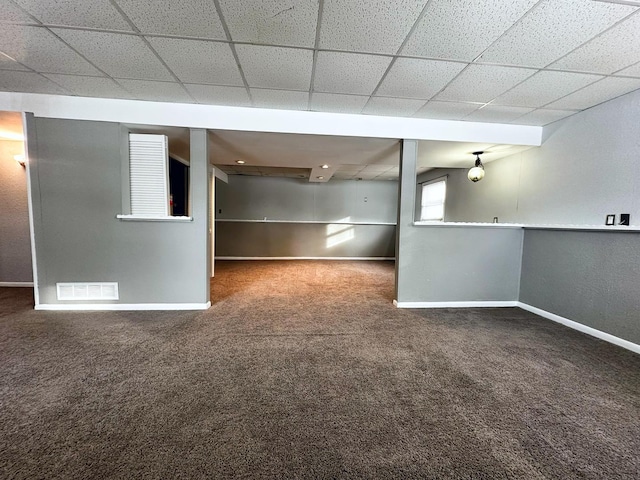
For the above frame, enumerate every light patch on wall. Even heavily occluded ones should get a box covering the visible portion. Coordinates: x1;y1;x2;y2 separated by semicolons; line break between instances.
326;217;355;248
0;130;24;141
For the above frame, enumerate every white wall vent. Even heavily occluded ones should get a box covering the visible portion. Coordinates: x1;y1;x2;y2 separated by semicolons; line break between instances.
129;133;170;216
56;283;119;301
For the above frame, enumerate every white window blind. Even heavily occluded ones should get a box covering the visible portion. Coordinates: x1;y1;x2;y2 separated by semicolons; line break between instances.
129;133;170;216
420;179;446;221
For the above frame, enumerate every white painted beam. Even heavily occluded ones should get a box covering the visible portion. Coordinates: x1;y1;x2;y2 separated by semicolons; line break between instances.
0;92;542;146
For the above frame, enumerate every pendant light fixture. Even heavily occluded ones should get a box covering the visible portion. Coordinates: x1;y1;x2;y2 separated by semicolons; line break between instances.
468;151;485;182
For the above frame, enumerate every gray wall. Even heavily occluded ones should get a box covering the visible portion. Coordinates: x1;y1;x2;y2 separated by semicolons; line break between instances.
0;139;32;283
217;175;398;223
216;223;395;258
417;87;640;226
397;140;523;303
520;229;640;344
29;118;209;305
215;175;397;258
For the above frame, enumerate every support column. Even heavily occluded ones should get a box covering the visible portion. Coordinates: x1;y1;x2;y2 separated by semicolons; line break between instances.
190;128;210;304
395;139;418;302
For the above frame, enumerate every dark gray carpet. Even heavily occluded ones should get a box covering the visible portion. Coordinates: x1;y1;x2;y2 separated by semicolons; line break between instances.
1;261;639;479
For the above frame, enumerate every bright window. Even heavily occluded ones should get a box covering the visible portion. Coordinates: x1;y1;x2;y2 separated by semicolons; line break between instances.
420;179;446;221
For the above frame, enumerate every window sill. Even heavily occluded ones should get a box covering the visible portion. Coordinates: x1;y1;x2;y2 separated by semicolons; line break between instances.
412;221;640;232
116;214;193;222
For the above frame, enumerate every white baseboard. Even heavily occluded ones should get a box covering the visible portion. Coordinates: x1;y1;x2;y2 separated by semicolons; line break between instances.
517;302;640;355
35;302;211;311
216;256;395;261
0;282;34;287
393;300;518;308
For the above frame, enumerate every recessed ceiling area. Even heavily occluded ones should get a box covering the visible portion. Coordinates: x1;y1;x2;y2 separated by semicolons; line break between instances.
1;1;640;126
208;130;400;182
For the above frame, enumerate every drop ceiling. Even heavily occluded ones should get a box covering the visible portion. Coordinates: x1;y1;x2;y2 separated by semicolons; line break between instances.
0;0;639;126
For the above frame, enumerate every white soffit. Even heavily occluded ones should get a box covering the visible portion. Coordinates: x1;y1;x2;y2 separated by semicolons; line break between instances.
0;92;542;146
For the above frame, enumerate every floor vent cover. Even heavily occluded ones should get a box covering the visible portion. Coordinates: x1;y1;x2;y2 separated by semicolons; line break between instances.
56;282;119;301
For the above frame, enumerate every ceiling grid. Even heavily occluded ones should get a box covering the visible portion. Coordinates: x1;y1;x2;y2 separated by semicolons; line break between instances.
0;0;638;124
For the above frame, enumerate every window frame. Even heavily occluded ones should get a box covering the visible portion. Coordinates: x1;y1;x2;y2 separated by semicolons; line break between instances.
419;176;447;222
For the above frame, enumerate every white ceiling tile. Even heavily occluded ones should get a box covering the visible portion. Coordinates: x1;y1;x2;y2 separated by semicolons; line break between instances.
116;79;193;103
320;0;427;54
413;101;481;120
219;0;318;47
376;58;465;99
511;108;577;126
0;1;34;22
0;70;69;94
545;77;640;110
14;0;132;30
362;97;425;117
148;38;243;86
493;71;603;108
314;52;391;95
550;13;640;74
236;45;312;90
42;73;134;98
310;93;369;114
251;89;309;110
184;84;251;106
53;29;173;80
0;25;100;75
434;64;535;103
0;52;30;71
464;105;534;123
402;0;538;61
478;0;636;67
617;61;640;77
116;0;226;39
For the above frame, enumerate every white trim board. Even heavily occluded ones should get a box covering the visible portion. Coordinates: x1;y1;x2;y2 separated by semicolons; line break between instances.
0;282;34;287
517;302;640;355
35;302;211;311
393;300;518;308
0;92;542;146
216;257;395;261
392;299;640;355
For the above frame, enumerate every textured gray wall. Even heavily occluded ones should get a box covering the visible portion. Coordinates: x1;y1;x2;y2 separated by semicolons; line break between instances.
520;229;640;344
216;176;398;223
30;118;209;305
215;176;397;258
397;140;523;303
0;139;32;282
216;222;395;258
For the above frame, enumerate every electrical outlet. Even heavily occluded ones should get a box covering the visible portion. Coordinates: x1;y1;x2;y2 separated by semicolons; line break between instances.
620;213;630;225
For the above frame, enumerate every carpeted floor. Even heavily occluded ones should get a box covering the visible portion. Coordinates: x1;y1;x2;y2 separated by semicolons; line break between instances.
1;261;639;479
